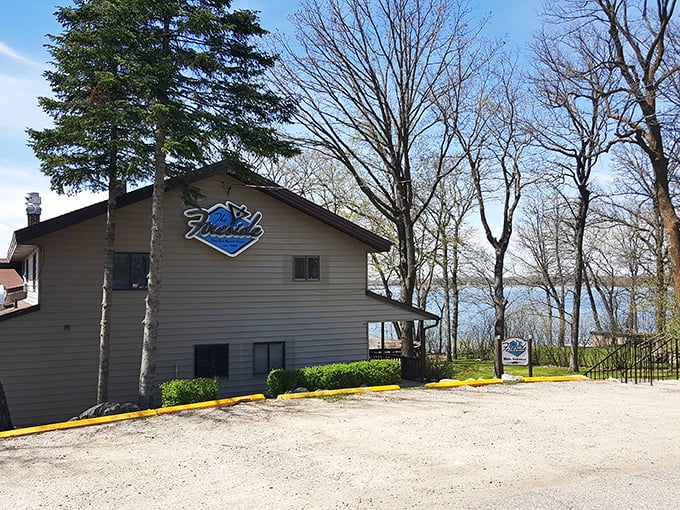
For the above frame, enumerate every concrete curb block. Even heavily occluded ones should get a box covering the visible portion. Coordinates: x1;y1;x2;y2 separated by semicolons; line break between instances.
425;374;589;389
425;379;502;389
277;384;401;399
0;393;266;439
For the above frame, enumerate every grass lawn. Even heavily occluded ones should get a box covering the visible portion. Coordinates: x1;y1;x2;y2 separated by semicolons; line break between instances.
451;359;579;380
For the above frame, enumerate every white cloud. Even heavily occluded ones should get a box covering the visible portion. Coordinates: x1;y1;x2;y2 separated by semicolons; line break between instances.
0;164;108;259
0;41;43;69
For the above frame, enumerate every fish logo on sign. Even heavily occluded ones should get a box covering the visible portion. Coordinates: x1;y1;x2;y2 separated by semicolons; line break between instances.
504;339;527;357
184;201;264;257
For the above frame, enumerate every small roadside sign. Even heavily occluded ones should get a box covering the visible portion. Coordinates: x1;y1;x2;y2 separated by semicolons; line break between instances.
502;337;529;366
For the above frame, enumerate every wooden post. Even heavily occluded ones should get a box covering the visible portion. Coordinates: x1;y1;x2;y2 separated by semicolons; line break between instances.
528;334;533;377
420;321;427;382
494;335;503;379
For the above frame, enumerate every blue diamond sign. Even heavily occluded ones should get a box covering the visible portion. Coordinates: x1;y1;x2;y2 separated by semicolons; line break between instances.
184;201;264;257
502;338;529;366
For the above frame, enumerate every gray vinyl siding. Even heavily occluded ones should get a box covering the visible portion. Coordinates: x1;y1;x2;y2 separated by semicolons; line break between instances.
0;175;428;426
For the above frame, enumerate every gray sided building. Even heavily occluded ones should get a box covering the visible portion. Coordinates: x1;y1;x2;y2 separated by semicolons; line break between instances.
0;163;436;426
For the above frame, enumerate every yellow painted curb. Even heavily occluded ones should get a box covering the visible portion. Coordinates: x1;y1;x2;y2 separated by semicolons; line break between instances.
155;394;265;415
0;393;266;439
426;375;589;389
277;384;400;399
521;375;588;383
425;379;502;389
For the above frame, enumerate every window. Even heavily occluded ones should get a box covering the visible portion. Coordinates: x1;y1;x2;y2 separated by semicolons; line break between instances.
113;253;149;290
195;344;229;378
293;256;320;281
253;342;285;375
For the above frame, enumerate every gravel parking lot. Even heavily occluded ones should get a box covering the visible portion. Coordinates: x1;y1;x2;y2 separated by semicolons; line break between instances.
2;380;680;509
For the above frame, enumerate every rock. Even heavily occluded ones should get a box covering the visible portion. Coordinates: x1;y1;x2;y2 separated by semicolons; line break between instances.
70;402;140;421
501;374;524;383
285;387;309;394
439;379;460;383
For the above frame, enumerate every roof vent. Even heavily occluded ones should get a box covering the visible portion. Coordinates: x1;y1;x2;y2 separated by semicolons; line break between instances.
26;192;42;226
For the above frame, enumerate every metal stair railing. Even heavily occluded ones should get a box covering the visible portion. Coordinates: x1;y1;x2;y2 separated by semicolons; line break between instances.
585;335;680;385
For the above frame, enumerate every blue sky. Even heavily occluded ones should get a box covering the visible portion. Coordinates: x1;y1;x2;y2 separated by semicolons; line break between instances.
0;0;541;254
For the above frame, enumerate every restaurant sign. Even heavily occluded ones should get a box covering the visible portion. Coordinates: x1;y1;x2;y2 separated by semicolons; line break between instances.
501;337;529;366
184;201;264;257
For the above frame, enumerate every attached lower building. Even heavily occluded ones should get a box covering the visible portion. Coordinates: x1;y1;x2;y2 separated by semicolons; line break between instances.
0;163;435;426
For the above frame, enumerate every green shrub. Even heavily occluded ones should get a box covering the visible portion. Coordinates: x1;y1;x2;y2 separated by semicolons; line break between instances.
266;359;401;397
532;344;615;369
159;378;219;407
425;356;455;380
266;368;305;399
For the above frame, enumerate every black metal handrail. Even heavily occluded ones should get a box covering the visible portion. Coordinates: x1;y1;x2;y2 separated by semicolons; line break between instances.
585;335;680;385
369;346;425;382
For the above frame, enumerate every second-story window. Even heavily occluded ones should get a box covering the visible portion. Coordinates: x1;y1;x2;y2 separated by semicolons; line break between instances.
293;256;320;281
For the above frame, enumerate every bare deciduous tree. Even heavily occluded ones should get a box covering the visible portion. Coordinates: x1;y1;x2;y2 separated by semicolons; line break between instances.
550;0;680;312
515;191;572;347
529;18;617;370
275;0;496;355
458;60;532;376
424;172;476;360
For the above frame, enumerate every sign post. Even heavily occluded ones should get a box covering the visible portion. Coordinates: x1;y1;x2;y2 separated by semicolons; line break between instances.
528;335;533;377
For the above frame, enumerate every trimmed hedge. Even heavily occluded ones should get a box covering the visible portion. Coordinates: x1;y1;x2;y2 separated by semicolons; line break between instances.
159;378;219;407
267;359;401;397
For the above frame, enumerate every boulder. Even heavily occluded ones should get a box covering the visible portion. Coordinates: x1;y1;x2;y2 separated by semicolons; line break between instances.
70;402;140;421
286;387;310;394
501;373;524;383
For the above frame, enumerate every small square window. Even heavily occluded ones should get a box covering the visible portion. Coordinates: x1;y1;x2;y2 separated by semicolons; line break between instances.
293;256;320;281
195;344;229;378
253;342;285;375
113;252;149;290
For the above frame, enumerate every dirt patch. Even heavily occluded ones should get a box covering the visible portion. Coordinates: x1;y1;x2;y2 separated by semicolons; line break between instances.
2;380;680;509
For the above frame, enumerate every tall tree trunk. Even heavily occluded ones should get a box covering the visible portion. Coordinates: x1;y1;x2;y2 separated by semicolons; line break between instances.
654;229;667;335
584;268;603;332
0;379;13;431
138;113;166;409
451;281;460;360
627;283;639;332
558;305;567;347
397;212;417;357
138;13;171;409
97;175;118;404
450;223;461;360
545;289;554;344
441;231;452;361
492;250;507;378
654;161;680;310
570;189;589;372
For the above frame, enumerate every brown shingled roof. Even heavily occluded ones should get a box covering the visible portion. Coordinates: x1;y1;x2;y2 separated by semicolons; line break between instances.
0;268;23;289
11;160;392;255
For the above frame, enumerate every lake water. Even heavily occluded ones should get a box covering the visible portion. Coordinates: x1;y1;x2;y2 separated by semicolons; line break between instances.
369;284;661;346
